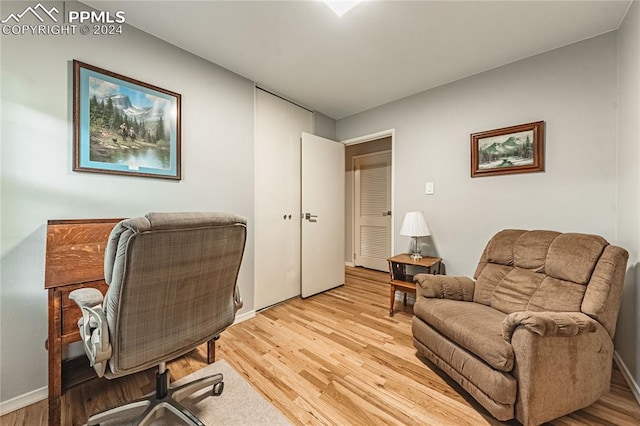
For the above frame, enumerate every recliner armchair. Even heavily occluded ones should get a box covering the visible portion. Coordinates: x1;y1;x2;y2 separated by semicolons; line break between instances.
70;212;247;425
411;229;629;426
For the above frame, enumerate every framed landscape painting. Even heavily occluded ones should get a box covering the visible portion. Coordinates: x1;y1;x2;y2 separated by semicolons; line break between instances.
470;121;544;178
73;60;181;179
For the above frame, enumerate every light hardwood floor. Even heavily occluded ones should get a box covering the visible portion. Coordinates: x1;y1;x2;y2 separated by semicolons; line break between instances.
3;267;640;425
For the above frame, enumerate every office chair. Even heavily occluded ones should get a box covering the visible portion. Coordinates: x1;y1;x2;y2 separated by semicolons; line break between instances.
69;212;247;425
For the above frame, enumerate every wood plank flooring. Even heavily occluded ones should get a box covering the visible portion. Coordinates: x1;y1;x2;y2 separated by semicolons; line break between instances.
2;266;639;425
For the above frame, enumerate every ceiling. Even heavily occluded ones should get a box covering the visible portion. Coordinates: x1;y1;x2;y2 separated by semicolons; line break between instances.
82;1;632;119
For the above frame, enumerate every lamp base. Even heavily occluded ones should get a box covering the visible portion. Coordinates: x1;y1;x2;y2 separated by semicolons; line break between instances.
410;236;422;260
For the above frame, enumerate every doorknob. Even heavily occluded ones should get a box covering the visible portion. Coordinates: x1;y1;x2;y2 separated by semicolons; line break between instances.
382;211;392;216
304;213;318;222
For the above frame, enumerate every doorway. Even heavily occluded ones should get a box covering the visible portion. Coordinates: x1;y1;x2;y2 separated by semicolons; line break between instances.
354;151;391;271
344;132;394;272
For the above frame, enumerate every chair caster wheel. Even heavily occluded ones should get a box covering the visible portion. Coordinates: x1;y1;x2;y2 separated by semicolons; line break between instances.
212;381;224;396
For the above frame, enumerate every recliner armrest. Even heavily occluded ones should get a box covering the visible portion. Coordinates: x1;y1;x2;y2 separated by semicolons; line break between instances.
502;311;598;343
414;274;475;301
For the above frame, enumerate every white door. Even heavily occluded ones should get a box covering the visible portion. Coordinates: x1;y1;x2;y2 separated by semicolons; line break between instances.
301;132;345;298
354;151;392;271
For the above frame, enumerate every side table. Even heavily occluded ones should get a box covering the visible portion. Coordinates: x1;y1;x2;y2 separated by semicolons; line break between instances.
387;254;442;316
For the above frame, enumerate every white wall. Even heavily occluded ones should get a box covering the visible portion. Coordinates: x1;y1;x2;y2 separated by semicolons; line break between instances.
314;111;337;141
337;34;619;278
0;1;255;403
615;0;640;397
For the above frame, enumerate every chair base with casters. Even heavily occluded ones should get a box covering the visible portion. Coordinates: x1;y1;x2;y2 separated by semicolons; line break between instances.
86;362;224;426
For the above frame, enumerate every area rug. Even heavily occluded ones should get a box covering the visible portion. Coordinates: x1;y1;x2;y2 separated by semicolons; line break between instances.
103;360;291;425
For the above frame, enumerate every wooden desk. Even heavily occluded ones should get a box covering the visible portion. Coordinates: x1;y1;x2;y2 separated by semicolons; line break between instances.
387;254;442;316
44;219;217;425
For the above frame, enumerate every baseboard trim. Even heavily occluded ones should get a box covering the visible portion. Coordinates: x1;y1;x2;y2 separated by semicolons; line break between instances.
345;262;355;267
614;350;640;405
0;386;47;416
234;309;255;325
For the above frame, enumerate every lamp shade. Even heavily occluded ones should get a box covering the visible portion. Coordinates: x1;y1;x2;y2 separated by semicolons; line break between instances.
400;211;431;237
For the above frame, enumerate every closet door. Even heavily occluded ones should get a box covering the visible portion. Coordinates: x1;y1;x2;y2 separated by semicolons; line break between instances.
255;89;312;310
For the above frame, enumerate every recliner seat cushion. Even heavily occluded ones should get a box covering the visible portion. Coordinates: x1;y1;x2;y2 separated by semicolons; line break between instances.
413;298;514;372
412;318;517;408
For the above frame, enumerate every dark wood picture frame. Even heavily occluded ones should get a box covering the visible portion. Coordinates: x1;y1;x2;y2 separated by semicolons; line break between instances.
470;121;544;178
73;60;181;179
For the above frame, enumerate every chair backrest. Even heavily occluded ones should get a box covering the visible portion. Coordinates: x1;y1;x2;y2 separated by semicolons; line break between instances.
102;212;247;376
473;229;628;337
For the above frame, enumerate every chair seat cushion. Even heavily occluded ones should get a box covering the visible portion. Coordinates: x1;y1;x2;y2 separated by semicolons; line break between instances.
413;298;514;372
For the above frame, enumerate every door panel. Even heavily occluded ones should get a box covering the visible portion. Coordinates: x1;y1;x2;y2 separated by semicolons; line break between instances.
301;132;345;298
354;152;391;271
255;90;312;309
283;102;310;298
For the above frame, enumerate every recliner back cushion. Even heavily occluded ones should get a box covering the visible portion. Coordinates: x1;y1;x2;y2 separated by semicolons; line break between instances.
527;276;586;312
474;230;525;306
545;233;607;284
490;269;545;313
513;230;559;271
485;229;526;265
473;230;607;314
473;264;511;305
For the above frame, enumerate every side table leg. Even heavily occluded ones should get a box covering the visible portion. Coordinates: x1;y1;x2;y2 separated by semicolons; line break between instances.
389;285;395;316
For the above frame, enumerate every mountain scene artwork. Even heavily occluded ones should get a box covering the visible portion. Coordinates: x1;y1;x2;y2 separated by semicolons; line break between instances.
477;130;534;170
88;75;172;170
73;61;180;179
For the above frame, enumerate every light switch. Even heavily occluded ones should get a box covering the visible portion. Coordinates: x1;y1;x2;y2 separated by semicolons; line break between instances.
425;182;434;195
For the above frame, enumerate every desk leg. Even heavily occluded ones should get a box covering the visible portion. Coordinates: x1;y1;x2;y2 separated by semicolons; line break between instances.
389;285;396;317
47;289;62;426
206;336;218;364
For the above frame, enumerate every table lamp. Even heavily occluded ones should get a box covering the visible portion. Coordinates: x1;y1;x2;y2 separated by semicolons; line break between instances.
400;211;431;260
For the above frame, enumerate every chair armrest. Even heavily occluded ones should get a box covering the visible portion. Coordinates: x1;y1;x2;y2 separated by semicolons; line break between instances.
502;311;598;343
69;287;103;307
234;285;243;310
414;274;474;301
69;288;111;377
